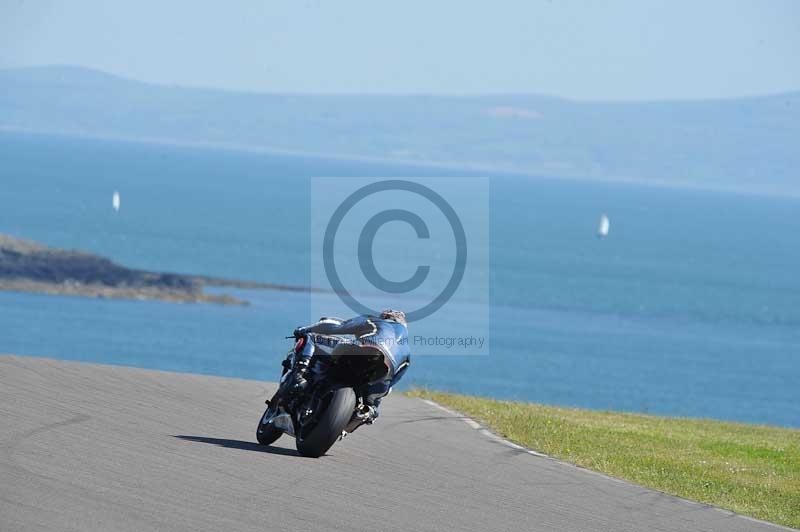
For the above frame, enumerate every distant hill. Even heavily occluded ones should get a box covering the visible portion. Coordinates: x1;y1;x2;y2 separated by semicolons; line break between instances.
1;65;799;193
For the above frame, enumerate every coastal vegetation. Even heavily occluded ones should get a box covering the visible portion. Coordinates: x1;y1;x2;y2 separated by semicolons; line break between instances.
408;390;800;529
0;234;305;305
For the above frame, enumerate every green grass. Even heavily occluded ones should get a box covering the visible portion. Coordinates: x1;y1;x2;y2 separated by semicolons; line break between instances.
406;390;800;529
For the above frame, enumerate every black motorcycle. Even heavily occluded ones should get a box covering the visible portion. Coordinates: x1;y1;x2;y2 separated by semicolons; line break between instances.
256;334;387;457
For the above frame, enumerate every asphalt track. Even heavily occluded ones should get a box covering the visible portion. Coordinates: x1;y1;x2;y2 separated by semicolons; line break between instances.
0;355;790;532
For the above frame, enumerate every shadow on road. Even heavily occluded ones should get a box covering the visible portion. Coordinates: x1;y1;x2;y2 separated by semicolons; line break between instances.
173;435;299;457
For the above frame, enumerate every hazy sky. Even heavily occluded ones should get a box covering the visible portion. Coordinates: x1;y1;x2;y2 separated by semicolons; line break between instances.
2;1;798;100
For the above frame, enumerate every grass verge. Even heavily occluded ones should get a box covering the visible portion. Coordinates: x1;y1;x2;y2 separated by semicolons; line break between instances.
406;390;800;529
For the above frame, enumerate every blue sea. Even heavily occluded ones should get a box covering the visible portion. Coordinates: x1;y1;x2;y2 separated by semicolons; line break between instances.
1;132;798;426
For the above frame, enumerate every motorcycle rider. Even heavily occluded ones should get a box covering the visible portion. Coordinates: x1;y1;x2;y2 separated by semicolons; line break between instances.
289;309;411;422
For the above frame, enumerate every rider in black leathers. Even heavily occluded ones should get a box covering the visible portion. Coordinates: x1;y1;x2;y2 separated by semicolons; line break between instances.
290;309;411;421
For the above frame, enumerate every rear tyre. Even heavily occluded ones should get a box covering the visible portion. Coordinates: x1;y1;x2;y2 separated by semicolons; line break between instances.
296;387;356;458
256;406;283;446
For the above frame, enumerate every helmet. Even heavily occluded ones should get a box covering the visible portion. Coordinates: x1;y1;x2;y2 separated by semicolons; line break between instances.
380;309;407;324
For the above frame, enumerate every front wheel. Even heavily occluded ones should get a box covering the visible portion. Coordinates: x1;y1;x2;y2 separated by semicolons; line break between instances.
256;405;283;446
296;387;356;458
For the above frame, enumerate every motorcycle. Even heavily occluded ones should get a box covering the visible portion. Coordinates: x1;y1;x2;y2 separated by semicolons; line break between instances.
256;334;386;457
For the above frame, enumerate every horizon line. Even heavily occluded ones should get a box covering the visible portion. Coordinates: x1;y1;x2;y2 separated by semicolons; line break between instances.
3;126;799;202
2;63;799;105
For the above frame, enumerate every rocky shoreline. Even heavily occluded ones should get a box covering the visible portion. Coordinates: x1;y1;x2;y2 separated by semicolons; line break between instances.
0;234;304;305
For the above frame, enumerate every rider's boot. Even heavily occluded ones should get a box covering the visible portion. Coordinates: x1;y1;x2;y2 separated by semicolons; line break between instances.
287;334;314;394
289;357;310;393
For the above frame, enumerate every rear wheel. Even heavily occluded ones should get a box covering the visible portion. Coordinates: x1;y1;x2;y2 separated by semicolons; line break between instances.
256;405;283;446
296;387;356;458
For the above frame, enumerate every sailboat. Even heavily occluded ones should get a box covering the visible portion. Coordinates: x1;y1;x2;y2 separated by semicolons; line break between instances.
597;214;609;238
112;191;120;212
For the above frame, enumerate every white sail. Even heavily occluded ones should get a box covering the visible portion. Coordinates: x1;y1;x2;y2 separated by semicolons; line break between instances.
597;214;609;238
112;191;120;212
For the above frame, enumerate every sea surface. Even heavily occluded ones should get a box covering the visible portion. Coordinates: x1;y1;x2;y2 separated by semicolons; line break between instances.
1;132;798;426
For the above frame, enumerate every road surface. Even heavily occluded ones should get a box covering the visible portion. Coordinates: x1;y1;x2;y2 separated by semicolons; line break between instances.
0;356;789;532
